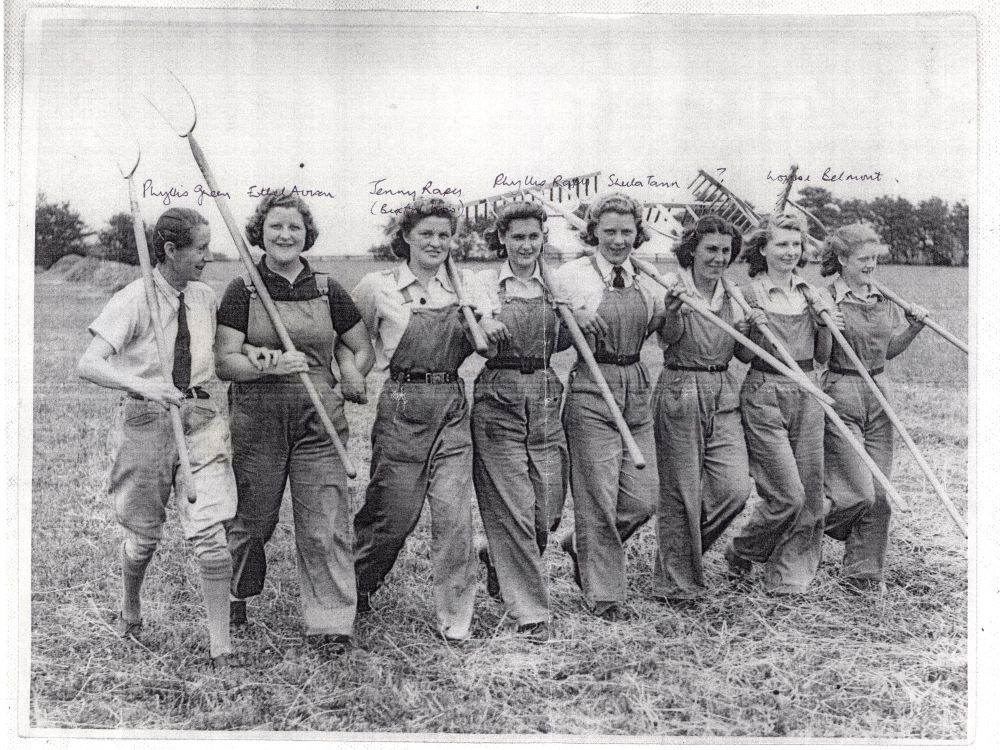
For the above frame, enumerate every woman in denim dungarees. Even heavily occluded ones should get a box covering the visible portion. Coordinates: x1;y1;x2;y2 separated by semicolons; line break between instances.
216;194;374;654
723;213;842;595
472;201;571;643
555;193;664;621
816;224;927;591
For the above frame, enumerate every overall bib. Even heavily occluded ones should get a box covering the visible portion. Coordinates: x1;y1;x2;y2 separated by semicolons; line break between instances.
227;277;355;636
652;292;752;599
563;260;657;608
353;301;478;639
472;290;568;626
822;286;897;580
734;309;825;594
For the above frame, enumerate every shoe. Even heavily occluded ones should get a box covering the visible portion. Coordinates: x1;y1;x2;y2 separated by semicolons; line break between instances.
594;604;624;622
305;633;353;656
230;600;248;627
356;591;372;614
210;651;250;670
115;612;142;639
724;545;752;578
561;536;583;590
479;547;501;601
516;621;549;643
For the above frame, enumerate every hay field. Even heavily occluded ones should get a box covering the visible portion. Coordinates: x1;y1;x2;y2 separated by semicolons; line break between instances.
29;259;968;737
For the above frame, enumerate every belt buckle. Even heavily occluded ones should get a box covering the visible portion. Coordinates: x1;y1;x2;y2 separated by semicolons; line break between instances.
519;358;534;375
615;355;627;366
428;372;446;385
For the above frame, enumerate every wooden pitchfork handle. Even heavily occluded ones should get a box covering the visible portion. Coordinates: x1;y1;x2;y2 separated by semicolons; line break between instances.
871;281;968;355
116;144;198;504
628;257;834;407
537;257;646;470
801;284;967;538
721;278;909;514
444;254;490;356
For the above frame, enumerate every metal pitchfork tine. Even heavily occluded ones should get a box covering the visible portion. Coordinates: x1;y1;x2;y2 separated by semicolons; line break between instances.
98;118;198;503
145;71;358;478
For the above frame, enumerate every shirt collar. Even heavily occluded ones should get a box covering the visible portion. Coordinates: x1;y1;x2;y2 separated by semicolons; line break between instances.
833;275;882;303
152;267;181;302
679;266;726;307
593;252;634;283
498;260;543;286
395;261;454;293
761;272;809;295
259;255;314;287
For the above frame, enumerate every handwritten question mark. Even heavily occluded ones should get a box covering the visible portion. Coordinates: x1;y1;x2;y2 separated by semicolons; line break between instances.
716;167;727;183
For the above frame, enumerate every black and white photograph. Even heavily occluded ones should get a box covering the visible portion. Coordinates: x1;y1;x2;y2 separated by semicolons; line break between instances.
8;0;991;743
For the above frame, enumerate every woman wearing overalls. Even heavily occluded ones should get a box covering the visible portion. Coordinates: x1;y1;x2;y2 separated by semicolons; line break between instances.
215;193;374;654
723;213;842;595
351;197;489;642
555;193;663;621
817;224;927;591
472;201;570;643
652;215;765;605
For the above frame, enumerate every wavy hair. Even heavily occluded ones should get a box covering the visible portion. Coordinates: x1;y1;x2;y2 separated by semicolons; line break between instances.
674;214;742;269
820;223;882;277
152;208;209;264
390;198;459;261
485;201;548;258
741;212;808;277
579;192;650;249
245;193;319;252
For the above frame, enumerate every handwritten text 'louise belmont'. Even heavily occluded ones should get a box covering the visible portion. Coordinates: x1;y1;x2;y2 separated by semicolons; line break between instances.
766;168;883;184
368;178;463;215
142;180;335;206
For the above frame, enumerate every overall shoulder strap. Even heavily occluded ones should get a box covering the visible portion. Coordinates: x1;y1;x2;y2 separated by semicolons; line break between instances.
313;272;330;297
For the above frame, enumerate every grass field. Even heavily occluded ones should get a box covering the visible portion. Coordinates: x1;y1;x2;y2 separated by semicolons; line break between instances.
29;258;969;736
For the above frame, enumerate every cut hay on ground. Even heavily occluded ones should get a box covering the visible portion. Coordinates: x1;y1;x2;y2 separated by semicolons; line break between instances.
43;255;140;292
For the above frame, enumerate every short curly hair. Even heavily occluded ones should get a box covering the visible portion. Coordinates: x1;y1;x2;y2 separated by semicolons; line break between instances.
579;192;650;249
390;198;459;261
244;193;319;252
741;212;808;278
485;201;548;258
674;214;742;269
820;223;882;277
152;207;209;264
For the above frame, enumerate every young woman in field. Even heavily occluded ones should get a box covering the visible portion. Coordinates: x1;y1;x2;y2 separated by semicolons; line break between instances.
723;212;843;595
77;207;240;668
651;215;766;605
554;192;663;621
471;201;571;643
215;193;374;654
351;197;492;642
816;224;927;591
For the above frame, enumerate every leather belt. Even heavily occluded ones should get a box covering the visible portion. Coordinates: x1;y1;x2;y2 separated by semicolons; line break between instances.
665;362;729;372
390;369;459;384
593;352;641;366
485;356;549;374
130;386;210;401
829;365;884;377
750;358;814;376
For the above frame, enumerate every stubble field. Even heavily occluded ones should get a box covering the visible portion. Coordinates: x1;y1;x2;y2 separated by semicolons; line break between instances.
29;258;969;737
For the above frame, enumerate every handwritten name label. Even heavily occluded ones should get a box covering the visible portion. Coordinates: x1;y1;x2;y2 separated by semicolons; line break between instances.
247;185;336;199
368;178;463;215
142;179;335;206
608;174;680;189
766;169;883;184
492;173;589;190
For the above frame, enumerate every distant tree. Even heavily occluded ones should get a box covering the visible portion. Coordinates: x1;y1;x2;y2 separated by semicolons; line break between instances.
868;196;922;263
915;197;963;266
368;242;396;261
948;201;969;265
94;212;151;266
34;193;93;269
794;187;840;232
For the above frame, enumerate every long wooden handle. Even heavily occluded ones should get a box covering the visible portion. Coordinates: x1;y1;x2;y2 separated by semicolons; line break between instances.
127;176;198;503
186;134;356;478
723;279;908;514
443;254;490;355
629;257;834;407
872;281;968;355
537;258;645;469
801;285;967;537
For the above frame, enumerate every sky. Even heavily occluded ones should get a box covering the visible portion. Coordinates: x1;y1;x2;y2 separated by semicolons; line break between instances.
24;8;977;257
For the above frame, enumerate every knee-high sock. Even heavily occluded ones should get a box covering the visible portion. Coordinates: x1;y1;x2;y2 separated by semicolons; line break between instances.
121;541;154;623
199;552;234;658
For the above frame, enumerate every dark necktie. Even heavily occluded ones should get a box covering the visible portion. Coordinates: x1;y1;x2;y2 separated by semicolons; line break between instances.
613;266;626;289
172;292;191;391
